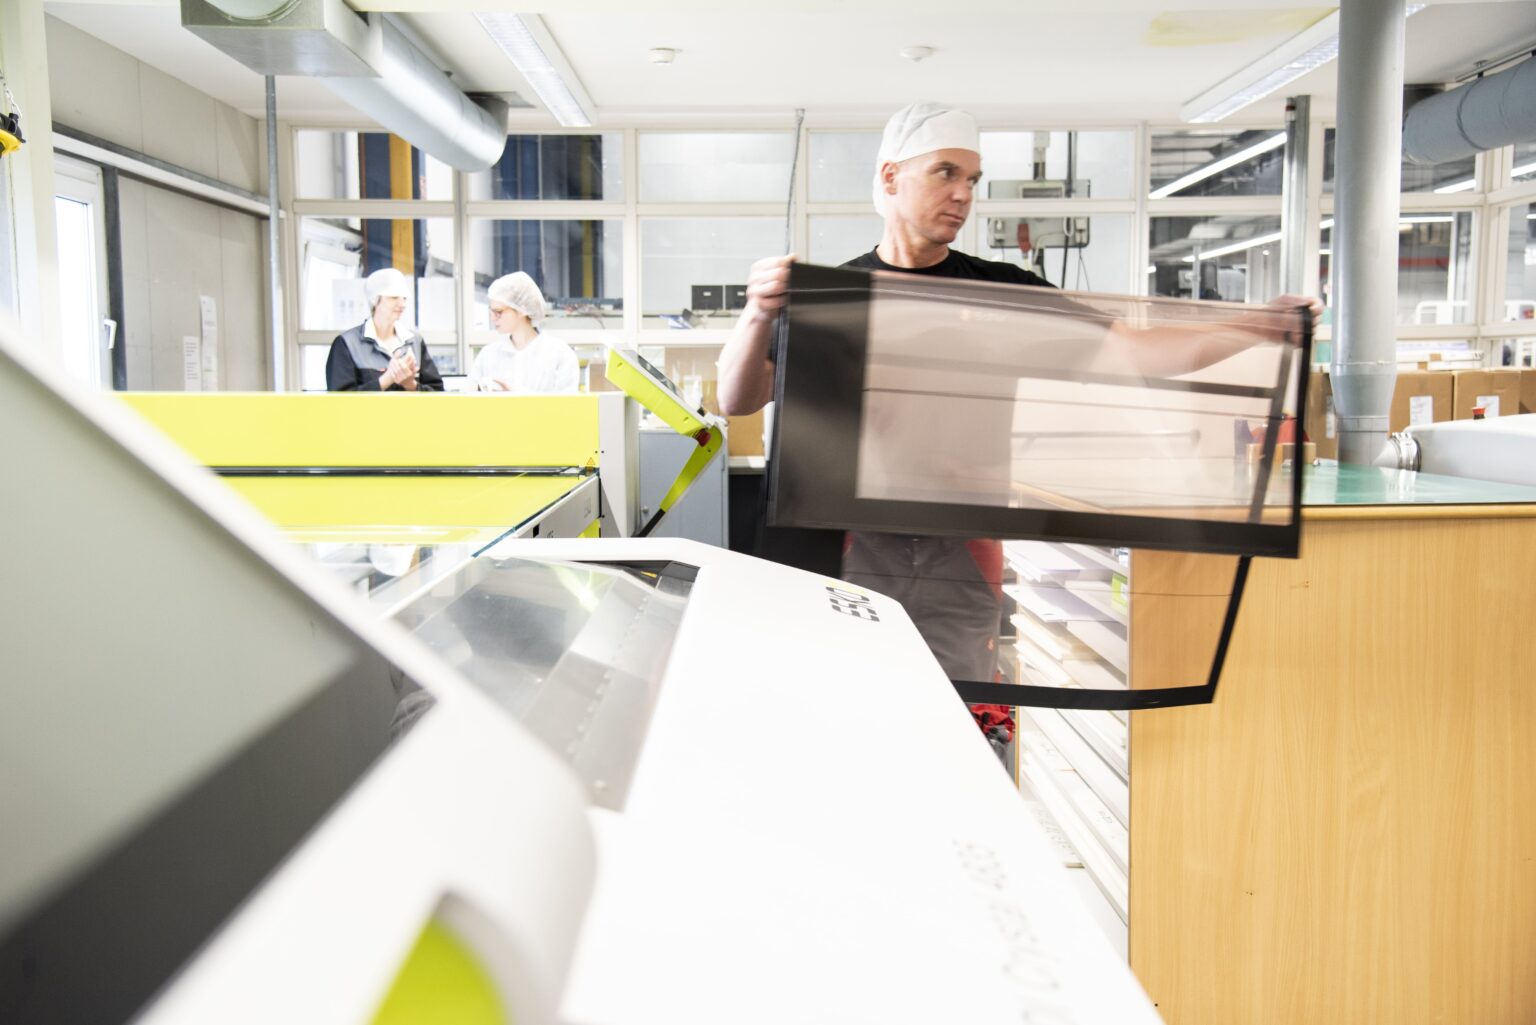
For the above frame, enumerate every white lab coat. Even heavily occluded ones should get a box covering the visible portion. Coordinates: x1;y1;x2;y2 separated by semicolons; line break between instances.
470;333;580;394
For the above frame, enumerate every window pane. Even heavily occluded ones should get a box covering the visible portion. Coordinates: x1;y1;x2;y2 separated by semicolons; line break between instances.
1148;215;1283;302
298;216;455;331
981;131;1135;201
466;134;624;201
981;213;1134;294
808;132;882;203
639;133;793;203
1506;202;1536;322
468;219;622;330
428;346;460;376
809;215;883;266
293;130;452;201
1513;141;1536;184
1319;212;1473;323
1323;128;1476;194
1150;129;1286;198
640;217;785;324
300;344;328;391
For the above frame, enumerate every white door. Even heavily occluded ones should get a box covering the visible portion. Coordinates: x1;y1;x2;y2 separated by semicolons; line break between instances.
53;155;112;389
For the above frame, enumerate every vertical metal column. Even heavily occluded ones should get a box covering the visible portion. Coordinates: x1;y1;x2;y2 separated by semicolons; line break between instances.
1280;95;1311;297
1332;0;1405;464
265;75;284;392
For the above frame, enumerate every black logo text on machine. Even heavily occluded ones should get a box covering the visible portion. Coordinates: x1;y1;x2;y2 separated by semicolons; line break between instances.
825;585;880;623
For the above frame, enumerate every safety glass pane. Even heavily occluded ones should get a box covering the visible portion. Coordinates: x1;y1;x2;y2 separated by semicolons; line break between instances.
1513;141;1536;184
1323;128;1477;194
1148;215;1283;303
1507;202;1536;323
981;130;1135;201
808;132;882;203
639;133;794;202
467;218;623;331
466;133;624;201
981;213;1135;294
293;130;452;200
770;263;1310;557
808;214;884;266
1319;212;1473;324
1150;129;1286;198
297;216;455;332
639;217;785;326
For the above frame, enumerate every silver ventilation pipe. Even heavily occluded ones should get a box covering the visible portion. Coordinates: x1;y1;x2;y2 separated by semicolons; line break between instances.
320;17;505;173
183;0;506;173
1331;0;1407;465
1403;55;1536;164
200;0;304;20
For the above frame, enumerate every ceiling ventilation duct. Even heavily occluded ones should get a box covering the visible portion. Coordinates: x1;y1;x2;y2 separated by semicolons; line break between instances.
1403;56;1536;164
181;0;507;173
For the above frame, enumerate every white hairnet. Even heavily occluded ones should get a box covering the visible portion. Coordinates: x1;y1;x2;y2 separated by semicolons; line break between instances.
364;267;411;307
871;102;980;216
487;271;549;325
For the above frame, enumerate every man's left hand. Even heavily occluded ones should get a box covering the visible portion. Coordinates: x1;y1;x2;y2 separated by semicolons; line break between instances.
1270;293;1324;320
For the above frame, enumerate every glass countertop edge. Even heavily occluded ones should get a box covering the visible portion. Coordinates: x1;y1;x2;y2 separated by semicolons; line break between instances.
1302;463;1536;508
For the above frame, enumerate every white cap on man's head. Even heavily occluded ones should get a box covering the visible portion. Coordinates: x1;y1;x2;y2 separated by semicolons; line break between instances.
487;271;548;325
365;267;411;307
872;102;980;216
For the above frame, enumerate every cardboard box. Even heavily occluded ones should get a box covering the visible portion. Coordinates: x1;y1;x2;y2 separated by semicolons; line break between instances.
1301;368;1336;459
1388;370;1454;432
1522;368;1536;415
1451;369;1523;420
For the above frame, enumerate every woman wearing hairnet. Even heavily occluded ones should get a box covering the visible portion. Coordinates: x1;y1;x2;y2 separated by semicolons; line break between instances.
471;271;580;394
326;267;444;392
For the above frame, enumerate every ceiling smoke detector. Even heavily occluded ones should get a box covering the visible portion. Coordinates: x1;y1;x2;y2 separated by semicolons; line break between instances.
649;47;677;65
900;46;934;63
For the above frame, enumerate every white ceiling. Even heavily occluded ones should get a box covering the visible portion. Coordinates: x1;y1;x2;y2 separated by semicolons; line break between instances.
42;1;1536;127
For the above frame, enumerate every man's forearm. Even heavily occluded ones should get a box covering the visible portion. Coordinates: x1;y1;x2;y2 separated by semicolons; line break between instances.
716;302;777;415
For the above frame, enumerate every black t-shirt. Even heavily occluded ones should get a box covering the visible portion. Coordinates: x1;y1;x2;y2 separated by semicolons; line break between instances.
765;248;1092;365
841;246;1055;286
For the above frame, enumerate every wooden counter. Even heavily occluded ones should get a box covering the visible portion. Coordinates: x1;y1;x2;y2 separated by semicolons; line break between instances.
1129;501;1536;1024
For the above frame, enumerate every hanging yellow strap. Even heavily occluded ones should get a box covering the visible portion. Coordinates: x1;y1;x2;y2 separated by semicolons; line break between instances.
604;348;726;537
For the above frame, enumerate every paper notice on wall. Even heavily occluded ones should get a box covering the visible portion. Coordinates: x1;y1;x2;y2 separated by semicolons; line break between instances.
1477;394;1501;418
1409;394;1434;427
199;295;219;386
182;336;202;392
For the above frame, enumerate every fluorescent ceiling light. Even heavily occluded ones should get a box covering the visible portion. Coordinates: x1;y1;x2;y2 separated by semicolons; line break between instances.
1182;214;1453;262
1433;178;1477;194
475;13;594;127
1514;160;1536;179
1181;6;1424;124
1182;230;1282;262
1150;132;1286;198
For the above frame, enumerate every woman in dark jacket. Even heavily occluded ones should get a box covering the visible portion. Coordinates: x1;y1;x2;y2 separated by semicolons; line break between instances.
325;267;443;392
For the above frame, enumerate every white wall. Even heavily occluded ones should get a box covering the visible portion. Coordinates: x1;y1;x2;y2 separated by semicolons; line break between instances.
45;15;268;389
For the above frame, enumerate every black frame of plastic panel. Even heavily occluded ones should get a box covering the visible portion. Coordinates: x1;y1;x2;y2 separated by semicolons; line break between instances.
767;262;1310;560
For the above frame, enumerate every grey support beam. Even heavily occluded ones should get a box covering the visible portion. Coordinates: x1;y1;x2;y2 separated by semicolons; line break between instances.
1331;0;1406;464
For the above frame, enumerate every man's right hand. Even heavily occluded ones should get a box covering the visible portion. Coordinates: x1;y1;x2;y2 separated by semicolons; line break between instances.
744;254;796;325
